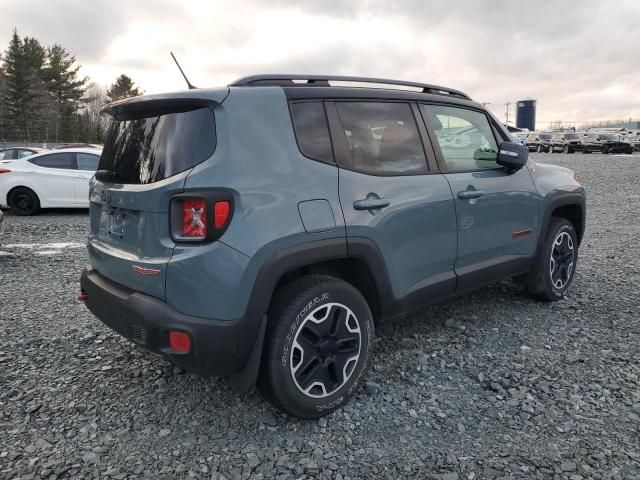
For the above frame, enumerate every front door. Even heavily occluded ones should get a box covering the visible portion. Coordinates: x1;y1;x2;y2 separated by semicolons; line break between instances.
327;100;457;315
420;104;540;292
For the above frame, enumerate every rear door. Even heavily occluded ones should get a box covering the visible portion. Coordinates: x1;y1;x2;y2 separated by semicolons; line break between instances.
420;104;540;292
29;152;77;206
88;104;218;300
73;152;100;206
328;100;457;313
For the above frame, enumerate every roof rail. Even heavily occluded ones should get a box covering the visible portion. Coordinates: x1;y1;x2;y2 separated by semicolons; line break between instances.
229;74;472;100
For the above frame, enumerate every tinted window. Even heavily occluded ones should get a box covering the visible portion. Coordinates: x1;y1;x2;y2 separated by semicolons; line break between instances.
18;149;35;158
100;107;216;184
421;105;498;172
290;102;333;163
30;152;74;169
0;149;15;160
336;102;427;175
77;153;100;171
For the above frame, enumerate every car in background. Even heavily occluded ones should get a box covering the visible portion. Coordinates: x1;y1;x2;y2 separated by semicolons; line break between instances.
53;143;101;150
524;132;552;152
0;209;4;246
623;132;640;152
582;133;634;154
0;148;101;215
0;147;47;162
550;132;583;153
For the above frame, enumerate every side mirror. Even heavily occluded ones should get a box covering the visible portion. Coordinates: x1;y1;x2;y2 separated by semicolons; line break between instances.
496;141;528;171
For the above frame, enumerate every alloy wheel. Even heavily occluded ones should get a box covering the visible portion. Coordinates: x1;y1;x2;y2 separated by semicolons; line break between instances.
289;302;361;398
549;231;575;290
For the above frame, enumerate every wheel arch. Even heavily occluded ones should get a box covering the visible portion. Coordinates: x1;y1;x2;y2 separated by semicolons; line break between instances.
540;193;586;249
7;184;43;206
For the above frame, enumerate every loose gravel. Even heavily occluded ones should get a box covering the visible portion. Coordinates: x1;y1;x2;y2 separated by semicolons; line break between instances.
1;153;639;480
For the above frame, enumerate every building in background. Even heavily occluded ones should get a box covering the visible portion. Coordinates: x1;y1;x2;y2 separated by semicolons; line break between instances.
516;100;536;131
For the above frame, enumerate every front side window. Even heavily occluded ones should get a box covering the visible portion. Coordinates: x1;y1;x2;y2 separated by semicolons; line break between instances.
0;149;16;160
421;105;499;172
290;102;333;163
77;153;100;171
30;152;74;169
335;102;427;175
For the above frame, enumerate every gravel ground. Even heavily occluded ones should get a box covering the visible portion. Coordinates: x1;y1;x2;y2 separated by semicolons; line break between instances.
1;153;639;480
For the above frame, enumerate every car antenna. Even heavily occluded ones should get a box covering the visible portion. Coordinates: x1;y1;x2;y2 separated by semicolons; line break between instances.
170;52;197;89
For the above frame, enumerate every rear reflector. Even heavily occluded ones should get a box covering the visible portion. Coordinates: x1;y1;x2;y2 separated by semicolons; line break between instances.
76;291;87;301
169;330;191;353
0;168;11;174
182;199;207;238
214;201;230;229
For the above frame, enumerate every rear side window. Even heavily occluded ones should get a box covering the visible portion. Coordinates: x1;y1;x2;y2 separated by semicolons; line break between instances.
77;153;100;171
30;152;74;169
0;149;16;160
290;102;333;163
335;102;427;175
99;107;216;184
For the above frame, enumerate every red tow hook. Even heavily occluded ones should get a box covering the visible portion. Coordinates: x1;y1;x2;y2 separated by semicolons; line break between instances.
76;290;88;302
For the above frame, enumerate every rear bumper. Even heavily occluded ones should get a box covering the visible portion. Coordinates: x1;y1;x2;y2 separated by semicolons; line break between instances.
80;267;260;376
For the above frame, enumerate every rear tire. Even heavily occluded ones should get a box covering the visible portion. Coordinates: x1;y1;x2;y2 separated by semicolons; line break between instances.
9;187;40;216
258;275;375;418
523;218;578;301
602;146;609;154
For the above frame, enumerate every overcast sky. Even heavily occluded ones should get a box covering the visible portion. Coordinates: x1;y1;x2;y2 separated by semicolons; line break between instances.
2;0;639;126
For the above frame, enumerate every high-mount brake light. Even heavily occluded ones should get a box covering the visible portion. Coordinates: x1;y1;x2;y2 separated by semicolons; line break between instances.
182;199;207;238
0;168;11;174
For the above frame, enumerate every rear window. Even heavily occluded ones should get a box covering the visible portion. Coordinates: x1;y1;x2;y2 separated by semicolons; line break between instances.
99;107;216;184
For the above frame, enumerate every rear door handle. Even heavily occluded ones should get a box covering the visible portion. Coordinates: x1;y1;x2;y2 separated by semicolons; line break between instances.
457;190;485;200
353;198;390;210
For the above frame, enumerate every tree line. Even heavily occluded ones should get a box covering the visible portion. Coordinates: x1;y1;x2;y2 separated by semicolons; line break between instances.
0;30;142;145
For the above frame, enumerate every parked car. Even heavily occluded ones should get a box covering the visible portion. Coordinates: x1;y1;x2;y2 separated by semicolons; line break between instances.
0;148;101;215
0;209;4;246
550;132;583;153
53;143;101;150
582;133;634;154
0;147;46;162
623;132;640;152
79;74;586;419
525;132;553;152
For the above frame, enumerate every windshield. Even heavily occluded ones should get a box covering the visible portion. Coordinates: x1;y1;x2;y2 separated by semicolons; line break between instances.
601;134;617;141
539;134;552;140
99;107;216;184
565;134;580;139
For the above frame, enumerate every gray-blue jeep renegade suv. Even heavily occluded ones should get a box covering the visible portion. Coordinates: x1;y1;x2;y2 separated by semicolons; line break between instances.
80;75;586;418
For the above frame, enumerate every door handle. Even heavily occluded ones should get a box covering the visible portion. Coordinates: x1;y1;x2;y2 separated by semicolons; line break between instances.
457;190;485;200
353;198;390;210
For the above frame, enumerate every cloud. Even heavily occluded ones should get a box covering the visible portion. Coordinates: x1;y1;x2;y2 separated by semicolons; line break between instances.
2;0;639;125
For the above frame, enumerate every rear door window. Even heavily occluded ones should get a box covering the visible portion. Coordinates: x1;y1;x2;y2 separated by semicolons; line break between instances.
335;102;427;175
77;153;100;171
290;102;333;163
30;152;75;169
100;106;216;184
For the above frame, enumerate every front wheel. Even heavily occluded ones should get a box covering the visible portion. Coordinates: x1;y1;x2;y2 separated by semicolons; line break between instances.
9;187;40;216
602;146;609;154
259;275;375;418
563;145;570;154
523;218;578;301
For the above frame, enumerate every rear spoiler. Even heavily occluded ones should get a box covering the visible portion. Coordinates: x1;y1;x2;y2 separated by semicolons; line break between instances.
101;88;230;121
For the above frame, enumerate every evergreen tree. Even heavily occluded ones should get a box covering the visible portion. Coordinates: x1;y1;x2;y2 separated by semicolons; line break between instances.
106;74;142;102
3;30;31;140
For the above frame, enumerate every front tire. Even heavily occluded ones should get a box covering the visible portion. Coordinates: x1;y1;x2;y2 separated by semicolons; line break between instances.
259;275;375;418
9;187;40;216
563;145;570;154
523;218;578;301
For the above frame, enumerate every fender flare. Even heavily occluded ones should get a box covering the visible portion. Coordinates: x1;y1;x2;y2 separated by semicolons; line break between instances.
538;192;586;253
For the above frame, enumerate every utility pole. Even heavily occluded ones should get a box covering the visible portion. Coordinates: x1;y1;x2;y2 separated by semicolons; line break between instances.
505;102;511;126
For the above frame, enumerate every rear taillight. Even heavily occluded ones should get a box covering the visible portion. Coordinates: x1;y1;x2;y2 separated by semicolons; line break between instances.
170;191;234;243
182;199;207;239
0;168;11;174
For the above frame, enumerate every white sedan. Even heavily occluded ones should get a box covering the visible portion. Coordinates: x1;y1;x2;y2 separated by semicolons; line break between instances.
0;148;101;215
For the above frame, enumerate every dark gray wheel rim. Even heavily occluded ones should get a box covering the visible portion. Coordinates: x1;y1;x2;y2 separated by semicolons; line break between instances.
14;192;34;212
550;231;575;290
290;302;361;398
